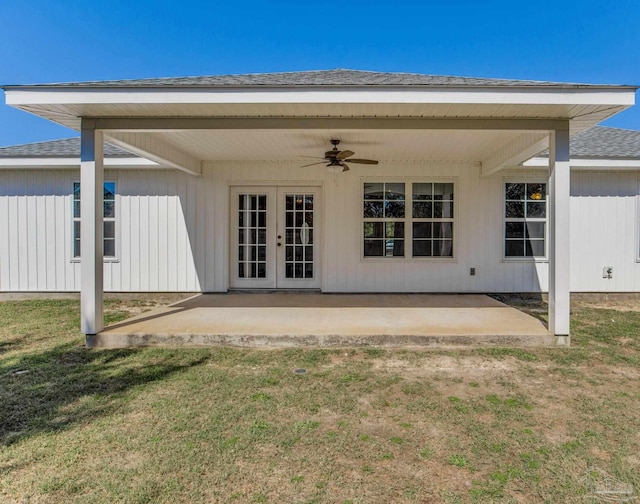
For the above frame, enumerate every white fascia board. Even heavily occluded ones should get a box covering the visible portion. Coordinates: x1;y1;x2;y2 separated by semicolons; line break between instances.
5;87;636;107
521;157;640;170
0;157;160;169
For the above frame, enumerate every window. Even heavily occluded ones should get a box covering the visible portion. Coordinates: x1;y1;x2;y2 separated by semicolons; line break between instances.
412;182;454;257
504;182;546;258
73;181;116;258
364;182;405;257
363;181;454;258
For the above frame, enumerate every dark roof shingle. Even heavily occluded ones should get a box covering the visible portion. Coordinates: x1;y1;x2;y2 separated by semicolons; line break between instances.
0;137;134;158
3;69;633;89
538;126;640;159
2;126;639;160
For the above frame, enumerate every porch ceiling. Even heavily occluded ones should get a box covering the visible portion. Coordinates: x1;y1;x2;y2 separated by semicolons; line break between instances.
5;83;635;171
116;128;534;164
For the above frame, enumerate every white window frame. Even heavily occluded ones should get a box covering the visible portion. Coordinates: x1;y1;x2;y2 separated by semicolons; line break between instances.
502;179;548;262
71;179;119;262
361;178;457;261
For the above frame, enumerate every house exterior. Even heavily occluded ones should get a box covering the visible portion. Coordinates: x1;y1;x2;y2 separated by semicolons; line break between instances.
1;69;639;343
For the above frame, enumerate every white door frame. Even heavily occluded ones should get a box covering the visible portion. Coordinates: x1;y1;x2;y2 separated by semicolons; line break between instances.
229;185;322;290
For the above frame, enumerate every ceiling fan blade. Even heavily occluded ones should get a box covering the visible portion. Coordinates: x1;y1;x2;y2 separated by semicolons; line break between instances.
342;163;350;172
299;155;326;159
300;161;328;168
337;150;355;160
347;159;379;165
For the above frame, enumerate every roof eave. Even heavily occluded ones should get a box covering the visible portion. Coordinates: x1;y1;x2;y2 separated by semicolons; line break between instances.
3;84;639;91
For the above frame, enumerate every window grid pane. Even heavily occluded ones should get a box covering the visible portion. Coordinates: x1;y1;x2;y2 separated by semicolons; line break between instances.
284;194;314;279
73;182;116;258
364;182;454;259
237;193;268;278
363;182;406;257
410;182;454;258
505;182;547;258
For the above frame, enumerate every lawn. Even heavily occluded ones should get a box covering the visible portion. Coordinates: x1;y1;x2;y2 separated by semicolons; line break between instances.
1;298;639;503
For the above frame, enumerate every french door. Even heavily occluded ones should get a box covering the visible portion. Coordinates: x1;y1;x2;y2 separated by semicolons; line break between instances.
230;186;321;289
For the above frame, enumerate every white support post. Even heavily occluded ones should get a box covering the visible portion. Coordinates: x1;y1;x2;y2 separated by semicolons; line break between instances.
548;128;571;345
80;123;104;335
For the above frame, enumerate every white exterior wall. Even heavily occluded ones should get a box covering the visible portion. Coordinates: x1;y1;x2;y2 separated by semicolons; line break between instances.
0;168;212;292
570;171;640;291
0;164;638;293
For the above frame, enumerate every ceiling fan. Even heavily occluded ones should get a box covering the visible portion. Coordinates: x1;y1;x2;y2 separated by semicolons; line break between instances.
300;139;379;172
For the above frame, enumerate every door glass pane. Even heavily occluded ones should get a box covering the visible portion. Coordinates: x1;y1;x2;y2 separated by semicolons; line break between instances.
237;193;267;279
104;239;116;257
284;193;314;279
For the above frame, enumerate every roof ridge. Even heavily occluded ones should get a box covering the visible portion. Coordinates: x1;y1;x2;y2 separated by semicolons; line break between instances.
4;68;635;89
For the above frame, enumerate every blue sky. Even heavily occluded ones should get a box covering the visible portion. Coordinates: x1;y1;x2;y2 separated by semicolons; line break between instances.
1;0;639;147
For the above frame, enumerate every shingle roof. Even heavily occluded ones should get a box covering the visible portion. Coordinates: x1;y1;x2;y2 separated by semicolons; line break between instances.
537;126;640;159
3;69;634;89
1;126;639;160
0;137;134;158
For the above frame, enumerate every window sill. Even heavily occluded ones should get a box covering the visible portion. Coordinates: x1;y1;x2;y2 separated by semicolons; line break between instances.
360;257;458;263
501;257;548;264
71;258;120;264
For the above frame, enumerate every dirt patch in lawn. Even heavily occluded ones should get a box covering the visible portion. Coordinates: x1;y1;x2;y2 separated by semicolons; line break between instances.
2;299;640;503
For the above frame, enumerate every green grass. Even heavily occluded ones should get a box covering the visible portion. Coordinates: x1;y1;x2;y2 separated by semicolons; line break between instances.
1;299;640;503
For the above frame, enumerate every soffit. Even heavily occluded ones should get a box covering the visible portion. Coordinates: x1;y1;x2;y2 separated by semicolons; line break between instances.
12;101;629;134
137;129;529;163
5;83;635;167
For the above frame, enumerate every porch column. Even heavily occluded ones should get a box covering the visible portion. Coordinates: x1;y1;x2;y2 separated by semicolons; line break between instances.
548;127;571;345
80;122;104;335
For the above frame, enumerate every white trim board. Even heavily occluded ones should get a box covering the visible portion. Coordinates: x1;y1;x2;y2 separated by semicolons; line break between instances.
0;157;161;169
522;158;640;170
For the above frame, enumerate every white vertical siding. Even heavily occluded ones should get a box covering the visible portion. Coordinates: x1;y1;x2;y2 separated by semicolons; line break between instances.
1;164;639;293
0;170;75;291
205;162;548;293
570;171;640;291
0;168;210;292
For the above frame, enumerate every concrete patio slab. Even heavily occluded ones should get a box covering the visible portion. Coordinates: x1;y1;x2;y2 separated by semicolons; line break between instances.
89;293;554;348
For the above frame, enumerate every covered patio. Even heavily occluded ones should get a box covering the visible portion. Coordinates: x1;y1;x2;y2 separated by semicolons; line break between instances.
90;293;553;348
4;70;637;347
